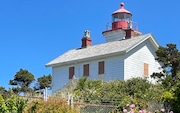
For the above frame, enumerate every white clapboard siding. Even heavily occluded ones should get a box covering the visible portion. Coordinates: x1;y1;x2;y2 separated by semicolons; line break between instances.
88;60;98;80
51;55;124;92
104;56;124;81
52;66;68;92
124;40;161;82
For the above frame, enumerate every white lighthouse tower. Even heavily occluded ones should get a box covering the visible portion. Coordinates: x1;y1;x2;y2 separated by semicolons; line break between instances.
102;3;142;43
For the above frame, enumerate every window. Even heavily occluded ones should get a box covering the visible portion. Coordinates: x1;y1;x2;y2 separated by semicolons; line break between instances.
98;61;104;74
144;63;149;76
83;64;89;76
69;66;74;79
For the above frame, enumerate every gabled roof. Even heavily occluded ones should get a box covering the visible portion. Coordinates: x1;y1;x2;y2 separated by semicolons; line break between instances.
46;34;159;67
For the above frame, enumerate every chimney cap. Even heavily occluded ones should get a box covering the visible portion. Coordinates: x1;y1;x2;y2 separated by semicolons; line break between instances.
83;30;90;38
81;30;92;48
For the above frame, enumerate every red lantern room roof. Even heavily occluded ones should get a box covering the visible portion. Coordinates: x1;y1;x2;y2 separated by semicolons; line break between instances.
112;3;132;16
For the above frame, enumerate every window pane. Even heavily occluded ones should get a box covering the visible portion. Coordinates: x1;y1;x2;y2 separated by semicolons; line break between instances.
98;61;104;74
144;63;148;76
69;67;74;79
83;64;89;76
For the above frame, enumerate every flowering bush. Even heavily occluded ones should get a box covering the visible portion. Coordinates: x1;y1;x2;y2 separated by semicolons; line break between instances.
122;103;173;113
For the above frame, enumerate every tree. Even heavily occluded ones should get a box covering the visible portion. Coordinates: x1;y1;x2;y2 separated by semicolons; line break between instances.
151;43;180;112
151;43;180;79
9;68;35;95
0;87;8;99
34;74;52;90
0;87;13;100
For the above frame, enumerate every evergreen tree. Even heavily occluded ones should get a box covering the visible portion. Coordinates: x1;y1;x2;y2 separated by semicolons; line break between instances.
34;74;52;90
9;68;35;95
151;43;180;79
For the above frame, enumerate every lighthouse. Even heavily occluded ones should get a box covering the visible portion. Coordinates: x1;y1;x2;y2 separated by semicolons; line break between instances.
102;3;142;42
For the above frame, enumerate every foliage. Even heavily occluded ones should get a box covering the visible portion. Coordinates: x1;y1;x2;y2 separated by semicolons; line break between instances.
0;87;13;100
151;43;180;79
6;95;27;113
161;79;180;112
9;68;35;95
74;77;103;103
150;43;180;112
11;87;21;95
75;77;87;91
171;82;180;112
118;79;164;111
0;95;27;113
0;95;8;113
0;94;79;113
24;99;78;113
97;80;126;104
161;75;174;90
34;74;52;90
118;96;147;111
124;78;151;99
73;77;164;112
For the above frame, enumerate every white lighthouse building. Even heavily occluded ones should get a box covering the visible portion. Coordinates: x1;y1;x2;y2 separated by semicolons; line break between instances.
46;3;162;93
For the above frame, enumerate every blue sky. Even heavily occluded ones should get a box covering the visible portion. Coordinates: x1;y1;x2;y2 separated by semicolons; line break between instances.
0;0;180;89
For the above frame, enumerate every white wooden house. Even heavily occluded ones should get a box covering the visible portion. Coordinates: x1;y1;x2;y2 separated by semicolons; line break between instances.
46;3;162;93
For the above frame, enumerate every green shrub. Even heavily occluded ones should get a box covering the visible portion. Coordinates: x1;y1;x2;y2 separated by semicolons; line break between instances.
24;99;78;113
0;95;8;113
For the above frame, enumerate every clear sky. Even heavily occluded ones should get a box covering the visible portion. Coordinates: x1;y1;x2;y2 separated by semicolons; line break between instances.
0;0;180;89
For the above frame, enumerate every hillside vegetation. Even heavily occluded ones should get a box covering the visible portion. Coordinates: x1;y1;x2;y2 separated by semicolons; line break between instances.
0;76;179;112
73;77;165;112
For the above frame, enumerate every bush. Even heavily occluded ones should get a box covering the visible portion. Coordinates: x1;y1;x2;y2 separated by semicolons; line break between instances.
73;77;166;112
0;95;27;113
0;95;8;113
24;99;78;113
125;78;151;98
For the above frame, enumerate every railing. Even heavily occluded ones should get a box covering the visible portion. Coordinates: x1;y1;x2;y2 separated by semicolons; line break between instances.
79;103;117;113
105;21;139;31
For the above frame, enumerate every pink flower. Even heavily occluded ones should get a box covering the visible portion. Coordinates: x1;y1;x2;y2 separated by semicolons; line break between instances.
130;104;135;109
123;109;128;113
130;108;134;113
161;108;165;112
139;110;147;113
142;109;146;113
169;111;173;113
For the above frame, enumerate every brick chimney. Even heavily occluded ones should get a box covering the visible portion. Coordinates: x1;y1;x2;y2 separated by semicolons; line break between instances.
81;30;92;48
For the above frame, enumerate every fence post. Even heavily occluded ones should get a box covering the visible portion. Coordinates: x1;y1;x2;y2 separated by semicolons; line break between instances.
67;92;70;105
71;95;74;108
43;87;48;101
